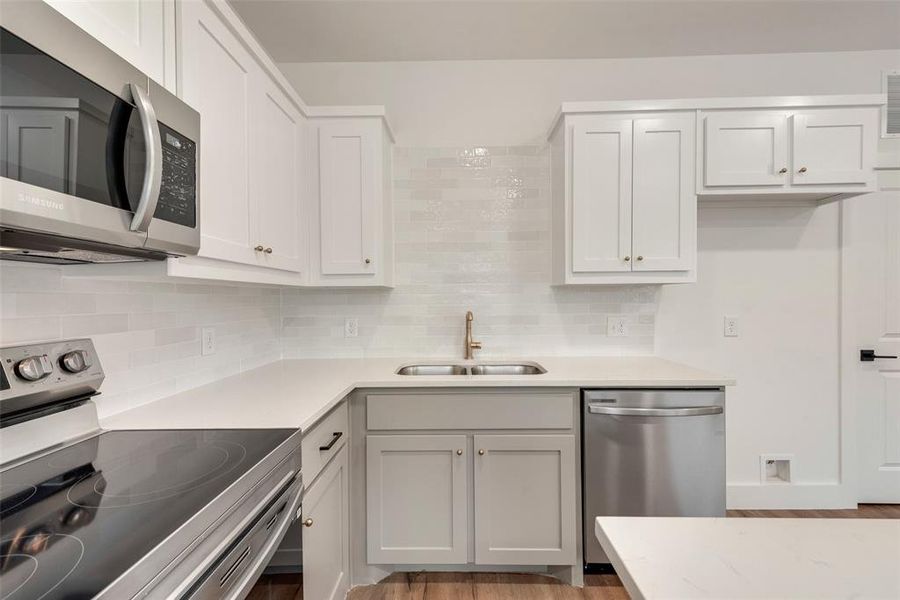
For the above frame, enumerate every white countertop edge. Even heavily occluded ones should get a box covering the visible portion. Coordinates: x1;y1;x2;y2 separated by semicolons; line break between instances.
594;518;646;600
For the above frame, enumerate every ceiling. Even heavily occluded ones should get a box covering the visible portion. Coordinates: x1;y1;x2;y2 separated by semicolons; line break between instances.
229;0;900;63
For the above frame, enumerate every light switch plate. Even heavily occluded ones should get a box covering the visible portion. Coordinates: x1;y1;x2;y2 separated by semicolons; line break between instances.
607;316;628;337
201;327;216;355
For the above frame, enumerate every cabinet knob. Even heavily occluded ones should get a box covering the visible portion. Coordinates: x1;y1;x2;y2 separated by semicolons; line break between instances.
478;449;485;456
623;256;631;262
636;255;644;261
303;518;314;527
364;258;372;265
778;167;788;174
456;449;463;456
264;247;273;254
798;167;807;173
254;245;264;252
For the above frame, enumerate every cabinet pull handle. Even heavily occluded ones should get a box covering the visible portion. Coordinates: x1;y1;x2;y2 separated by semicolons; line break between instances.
456;449;463;455
254;245;264;252
478;449;485;456
778;167;788;174
364;258;372;264
798;167;807;173
303;518;314;527
319;431;343;451
623;256;631;262
636;256;644;261
264;247;273;254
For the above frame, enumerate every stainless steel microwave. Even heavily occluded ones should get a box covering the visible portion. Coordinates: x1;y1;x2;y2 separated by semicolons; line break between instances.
0;2;200;264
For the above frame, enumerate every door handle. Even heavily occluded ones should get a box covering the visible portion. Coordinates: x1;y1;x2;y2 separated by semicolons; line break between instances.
128;82;162;233
588;404;723;417
860;349;898;362
318;431;343;451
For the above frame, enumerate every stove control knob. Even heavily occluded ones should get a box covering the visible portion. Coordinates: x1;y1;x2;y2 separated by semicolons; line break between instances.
16;355;53;381
60;350;91;373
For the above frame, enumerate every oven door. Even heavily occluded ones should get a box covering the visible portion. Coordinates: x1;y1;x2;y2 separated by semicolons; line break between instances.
0;3;199;258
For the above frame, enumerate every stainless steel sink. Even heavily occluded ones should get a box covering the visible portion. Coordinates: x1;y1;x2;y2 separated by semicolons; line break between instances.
396;362;546;375
469;363;546;375
396;364;468;376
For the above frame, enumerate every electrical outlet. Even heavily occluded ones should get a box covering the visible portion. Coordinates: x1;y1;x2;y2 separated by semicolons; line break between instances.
724;316;739;337
201;327;216;356
344;318;359;338
607;316;628;337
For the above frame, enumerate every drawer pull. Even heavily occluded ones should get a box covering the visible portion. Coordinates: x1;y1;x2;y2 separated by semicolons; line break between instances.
319;431;343;451
220;546;251;587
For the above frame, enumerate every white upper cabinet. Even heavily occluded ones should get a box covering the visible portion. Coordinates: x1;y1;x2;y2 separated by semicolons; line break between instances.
698;101;881;198
703;111;789;188
43;0;175;91
632;114;696;272
571;118;632;273
177;0;305;278
554;111;696;285
306;114;394;287
791;108;877;187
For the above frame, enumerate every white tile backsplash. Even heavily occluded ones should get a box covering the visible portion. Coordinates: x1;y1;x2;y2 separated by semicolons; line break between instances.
282;145;657;358
0;263;282;417
0;145;658;416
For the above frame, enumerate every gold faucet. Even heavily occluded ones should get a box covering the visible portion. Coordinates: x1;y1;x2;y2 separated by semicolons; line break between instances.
465;310;482;359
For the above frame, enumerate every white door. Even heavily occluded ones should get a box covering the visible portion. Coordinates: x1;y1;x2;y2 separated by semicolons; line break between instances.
366;435;467;564
844;191;900;502
302;445;350;600
792;109;878;187
250;81;304;273
632;114;695;272
703;111;789;187
473;435;576;565
44;0;174;90
179;0;256;266
318;120;378;276
571;118;633;273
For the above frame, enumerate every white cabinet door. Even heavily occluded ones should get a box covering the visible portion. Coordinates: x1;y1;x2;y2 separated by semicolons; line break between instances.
632;115;695;272
318;120;378;277
473;435;576;565
179;0;256;266
302;445;350;600
571;118;632;273
703;111;789;187
366;435;467;564
791;108;877;186
250;81;304;273
44;0;174;90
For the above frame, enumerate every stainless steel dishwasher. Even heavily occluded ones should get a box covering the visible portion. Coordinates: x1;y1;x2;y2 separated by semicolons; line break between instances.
583;389;725;565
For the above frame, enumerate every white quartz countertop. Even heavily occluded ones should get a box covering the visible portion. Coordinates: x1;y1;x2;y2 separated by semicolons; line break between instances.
595;516;900;600
100;356;733;432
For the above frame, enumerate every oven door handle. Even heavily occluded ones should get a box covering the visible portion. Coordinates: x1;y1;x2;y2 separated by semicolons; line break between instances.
588;404;723;417
128;81;162;233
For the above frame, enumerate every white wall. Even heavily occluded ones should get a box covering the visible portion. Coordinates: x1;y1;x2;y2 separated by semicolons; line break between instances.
280;49;900;508
279;49;899;146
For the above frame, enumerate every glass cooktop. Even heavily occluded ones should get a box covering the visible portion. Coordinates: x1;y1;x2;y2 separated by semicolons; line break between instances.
0;428;294;600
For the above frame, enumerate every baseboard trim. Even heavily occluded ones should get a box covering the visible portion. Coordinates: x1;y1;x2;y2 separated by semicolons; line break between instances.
727;483;856;509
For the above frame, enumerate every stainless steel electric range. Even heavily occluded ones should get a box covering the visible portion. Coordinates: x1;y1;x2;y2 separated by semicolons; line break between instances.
0;339;302;599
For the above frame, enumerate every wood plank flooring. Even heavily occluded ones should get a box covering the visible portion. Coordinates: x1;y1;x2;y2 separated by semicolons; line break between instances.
250;504;900;599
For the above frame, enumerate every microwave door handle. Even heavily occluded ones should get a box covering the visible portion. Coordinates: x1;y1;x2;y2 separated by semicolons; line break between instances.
128;82;162;233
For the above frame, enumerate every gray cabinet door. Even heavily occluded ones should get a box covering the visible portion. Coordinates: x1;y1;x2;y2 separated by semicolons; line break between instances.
302;445;349;600
473;434;577;565
366;434;468;564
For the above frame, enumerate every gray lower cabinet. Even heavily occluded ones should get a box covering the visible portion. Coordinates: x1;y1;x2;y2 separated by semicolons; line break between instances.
366;434;468;564
302;444;350;600
473;435;576;565
366;432;576;566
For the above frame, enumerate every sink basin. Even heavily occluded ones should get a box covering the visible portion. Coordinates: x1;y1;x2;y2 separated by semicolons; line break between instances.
396;364;468;376
469;363;546;375
396;362;547;375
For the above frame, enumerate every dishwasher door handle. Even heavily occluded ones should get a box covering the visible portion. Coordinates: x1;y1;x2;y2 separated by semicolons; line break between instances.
588;404;723;417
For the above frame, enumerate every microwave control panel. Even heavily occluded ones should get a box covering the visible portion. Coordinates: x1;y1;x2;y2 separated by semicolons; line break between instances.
155;123;197;228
